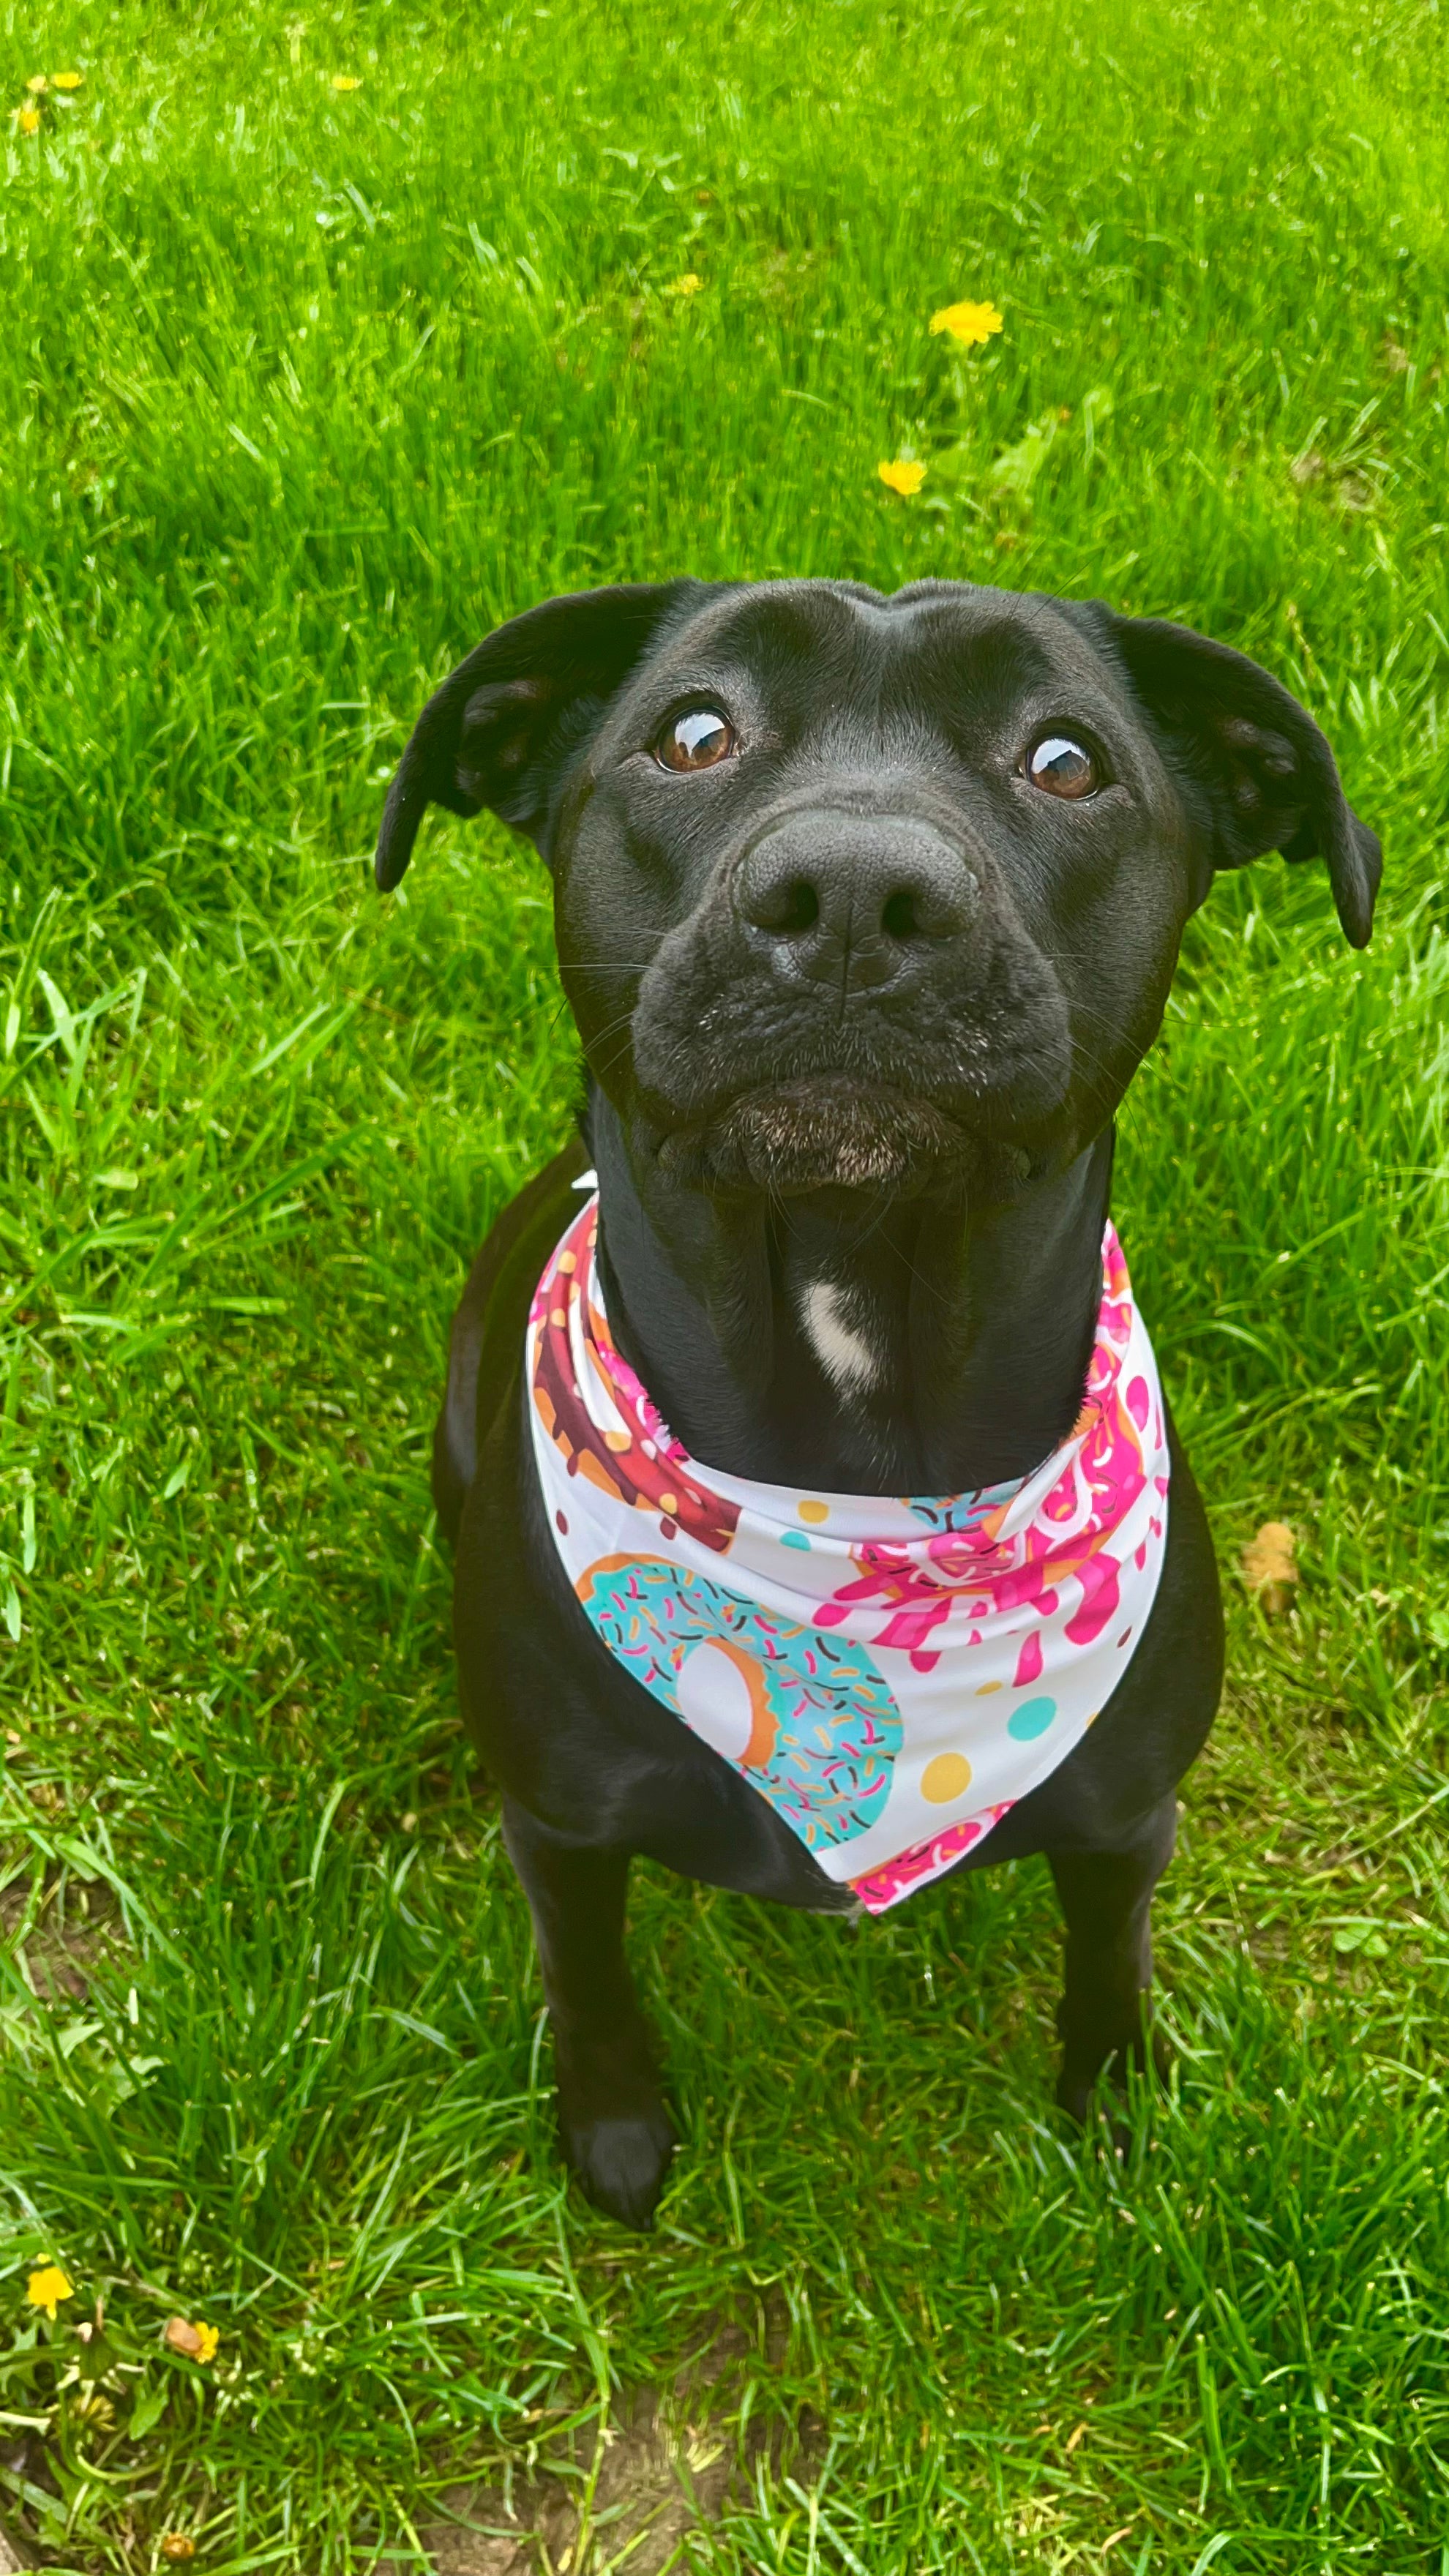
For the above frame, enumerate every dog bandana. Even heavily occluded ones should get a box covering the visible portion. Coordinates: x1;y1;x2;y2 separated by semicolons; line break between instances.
528;1189;1169;1913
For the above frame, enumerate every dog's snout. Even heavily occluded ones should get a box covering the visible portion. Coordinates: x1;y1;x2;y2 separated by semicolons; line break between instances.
735;814;976;992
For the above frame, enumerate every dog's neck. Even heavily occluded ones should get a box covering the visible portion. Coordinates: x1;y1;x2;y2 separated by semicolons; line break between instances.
588;1089;1113;1496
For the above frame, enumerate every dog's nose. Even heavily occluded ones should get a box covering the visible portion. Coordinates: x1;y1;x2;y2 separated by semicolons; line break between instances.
734;814;975;992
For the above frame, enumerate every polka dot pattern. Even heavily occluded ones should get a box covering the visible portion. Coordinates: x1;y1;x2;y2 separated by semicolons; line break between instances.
921;1751;973;1804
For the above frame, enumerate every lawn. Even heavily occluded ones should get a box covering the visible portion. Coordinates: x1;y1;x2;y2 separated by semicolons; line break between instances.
2;0;1448;2565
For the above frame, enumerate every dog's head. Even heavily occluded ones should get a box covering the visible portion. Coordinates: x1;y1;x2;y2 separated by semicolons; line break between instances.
375;580;1379;1200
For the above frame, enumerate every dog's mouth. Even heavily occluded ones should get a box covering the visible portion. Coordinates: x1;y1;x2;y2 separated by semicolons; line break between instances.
655;1075;971;1196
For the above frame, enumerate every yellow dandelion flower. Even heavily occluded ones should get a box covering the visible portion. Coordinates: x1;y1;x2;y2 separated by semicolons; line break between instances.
161;2541;196;2566
877;458;926;498
68;2386;116;2433
929;299;1003;348
53;71;84;91
330;73;361;91
665;272;703;297
26;2265;73;2321
26;73;48;94
16;104;41;135
194;2320;220;2362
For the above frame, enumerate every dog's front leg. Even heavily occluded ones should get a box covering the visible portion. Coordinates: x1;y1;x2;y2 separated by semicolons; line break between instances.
502;1799;675;2228
1047;1792;1177;2122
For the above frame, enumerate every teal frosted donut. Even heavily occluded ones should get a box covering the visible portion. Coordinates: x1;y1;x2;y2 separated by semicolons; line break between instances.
576;1554;902;1852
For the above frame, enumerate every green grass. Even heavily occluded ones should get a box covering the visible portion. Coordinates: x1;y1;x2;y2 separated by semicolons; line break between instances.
2;0;1449;2564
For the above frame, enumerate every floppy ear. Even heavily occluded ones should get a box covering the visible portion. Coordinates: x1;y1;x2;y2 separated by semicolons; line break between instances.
1092;610;1382;948
373;580;708;891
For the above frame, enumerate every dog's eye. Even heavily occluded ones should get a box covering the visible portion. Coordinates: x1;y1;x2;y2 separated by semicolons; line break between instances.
656;708;735;772
1027;735;1098;798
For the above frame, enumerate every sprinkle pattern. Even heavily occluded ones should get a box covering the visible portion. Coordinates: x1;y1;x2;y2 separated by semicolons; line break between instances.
577;1555;902;1848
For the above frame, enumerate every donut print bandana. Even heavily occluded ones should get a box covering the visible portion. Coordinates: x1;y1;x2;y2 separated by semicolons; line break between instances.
528;1192;1170;1914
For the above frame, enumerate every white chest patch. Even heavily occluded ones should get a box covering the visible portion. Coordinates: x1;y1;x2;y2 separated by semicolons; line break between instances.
802;1281;880;1394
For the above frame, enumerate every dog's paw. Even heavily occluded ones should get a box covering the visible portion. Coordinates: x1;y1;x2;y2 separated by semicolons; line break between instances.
1056;2025;1169;2130
1056;2067;1132;2133
563;2105;676;2230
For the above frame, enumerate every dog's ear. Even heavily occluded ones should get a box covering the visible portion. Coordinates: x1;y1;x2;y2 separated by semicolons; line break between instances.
374;581;708;891
1084;608;1382;947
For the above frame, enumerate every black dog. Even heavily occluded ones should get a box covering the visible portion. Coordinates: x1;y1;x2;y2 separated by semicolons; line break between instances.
374;579;1379;2229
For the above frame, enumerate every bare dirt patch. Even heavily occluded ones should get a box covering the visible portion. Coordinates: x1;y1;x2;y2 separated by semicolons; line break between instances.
0;2509;40;2573
423;2317;818;2576
0;1871;123;2002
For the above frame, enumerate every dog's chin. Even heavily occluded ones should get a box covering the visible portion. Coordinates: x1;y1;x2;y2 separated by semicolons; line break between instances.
656;1077;970;1197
